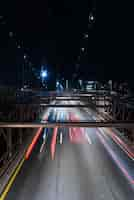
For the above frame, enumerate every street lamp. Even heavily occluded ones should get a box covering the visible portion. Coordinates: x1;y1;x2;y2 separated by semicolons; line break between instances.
41;69;48;88
24;54;27;60
41;70;48;78
84;34;88;39
89;13;95;22
81;47;85;52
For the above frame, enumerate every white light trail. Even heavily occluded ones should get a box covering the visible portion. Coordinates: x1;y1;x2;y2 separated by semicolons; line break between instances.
60;132;63;144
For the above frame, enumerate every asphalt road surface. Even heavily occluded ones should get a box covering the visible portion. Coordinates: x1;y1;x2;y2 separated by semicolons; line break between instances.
5;101;134;200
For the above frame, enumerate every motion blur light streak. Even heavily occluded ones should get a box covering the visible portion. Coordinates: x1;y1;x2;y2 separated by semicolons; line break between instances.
98;128;110;140
69;113;87;144
69;128;73;142
4;103;134;200
50;127;58;160
96;131;134;185
60;132;63;144
25;115;48;160
85;132;92;144
40;129;47;153
106;128;134;160
40;138;46;153
100;128;134;160
25;127;43;160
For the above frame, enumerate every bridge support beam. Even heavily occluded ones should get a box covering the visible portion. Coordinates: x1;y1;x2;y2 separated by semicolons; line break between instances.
7;128;12;158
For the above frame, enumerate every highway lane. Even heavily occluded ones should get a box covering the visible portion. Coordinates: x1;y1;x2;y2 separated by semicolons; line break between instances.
5;104;134;200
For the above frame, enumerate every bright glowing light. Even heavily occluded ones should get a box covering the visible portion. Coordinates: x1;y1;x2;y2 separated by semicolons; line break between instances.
81;47;85;52
41;70;48;78
56;81;59;86
90;15;94;20
89;14;94;21
51;127;58;160
9;32;13;37
84;34;88;38
60;132;63;144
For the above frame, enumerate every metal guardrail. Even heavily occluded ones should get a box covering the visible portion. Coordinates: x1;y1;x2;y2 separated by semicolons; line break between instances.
39;104;111;108
0;152;8;166
8;104;111;108
0;151;18;178
0;121;134;128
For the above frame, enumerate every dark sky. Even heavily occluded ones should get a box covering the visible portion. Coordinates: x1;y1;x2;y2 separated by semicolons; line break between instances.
16;0;88;63
0;0;134;83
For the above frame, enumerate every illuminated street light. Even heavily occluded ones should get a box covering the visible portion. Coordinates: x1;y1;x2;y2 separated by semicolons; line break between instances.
84;34;88;38
9;31;13;38
90;15;94;21
41;70;48;78
24;54;27;59
56;81;60;86
81;47;85;52
17;45;21;49
89;13;94;22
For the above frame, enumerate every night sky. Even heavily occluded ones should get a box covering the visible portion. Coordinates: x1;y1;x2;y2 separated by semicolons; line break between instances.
0;0;134;84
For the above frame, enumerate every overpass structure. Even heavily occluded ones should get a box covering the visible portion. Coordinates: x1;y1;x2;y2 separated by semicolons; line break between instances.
0;90;134;200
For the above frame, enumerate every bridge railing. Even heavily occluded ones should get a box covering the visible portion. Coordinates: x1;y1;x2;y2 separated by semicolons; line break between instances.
0;121;133;128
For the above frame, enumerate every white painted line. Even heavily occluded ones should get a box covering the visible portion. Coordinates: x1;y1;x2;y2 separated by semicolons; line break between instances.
85;133;92;144
60;132;63;144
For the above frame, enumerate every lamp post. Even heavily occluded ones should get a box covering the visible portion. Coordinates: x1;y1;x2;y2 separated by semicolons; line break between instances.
41;69;48;88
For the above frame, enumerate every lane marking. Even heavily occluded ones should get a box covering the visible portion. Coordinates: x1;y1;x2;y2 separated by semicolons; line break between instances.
96;131;134;185
60;132;63;144
0;157;25;200
85;133;92;144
